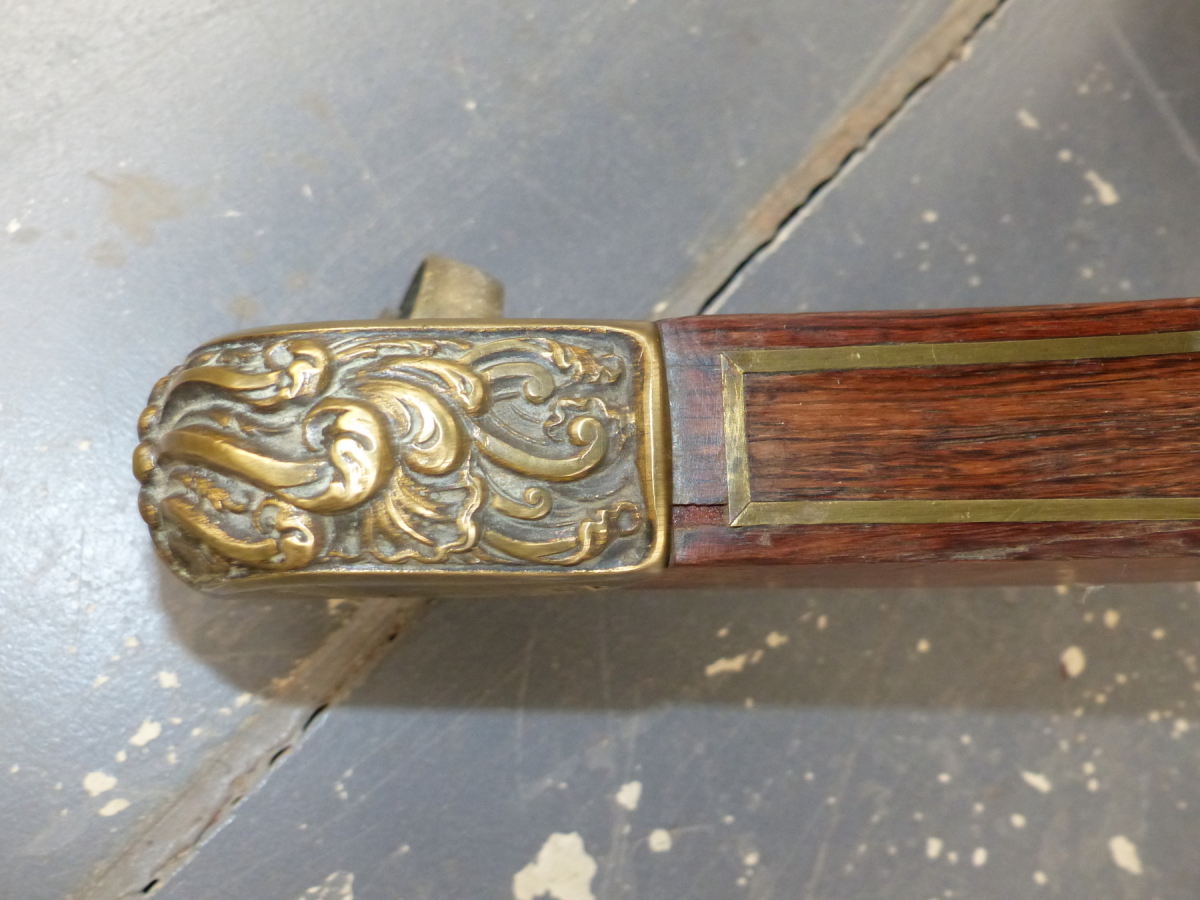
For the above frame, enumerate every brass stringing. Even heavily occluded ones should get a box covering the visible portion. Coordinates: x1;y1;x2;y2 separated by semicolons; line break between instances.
136;327;650;585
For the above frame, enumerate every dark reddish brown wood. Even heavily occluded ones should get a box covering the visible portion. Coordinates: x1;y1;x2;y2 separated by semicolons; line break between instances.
660;297;1200;584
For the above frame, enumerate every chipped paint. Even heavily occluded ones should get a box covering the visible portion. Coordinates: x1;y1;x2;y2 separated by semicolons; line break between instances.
1103;609;1120;629
615;781;642;811
1011;813;1026;828
1108;835;1142;875
972;847;987;866
156;671;181;689
925;837;943;859
513;833;597;900
764;631;789;648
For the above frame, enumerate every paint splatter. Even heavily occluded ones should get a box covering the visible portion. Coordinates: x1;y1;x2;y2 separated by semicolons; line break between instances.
298;871;355;899
972;847;988;867
1084;170;1120;205
98;798;130;817
1061;646;1086;678
513;833;597;900
615;781;642;811
1017;109;1040;129
83;772;117;797
705;654;748;676
648;829;673;853
1021;771;1052;793
129;720;162;747
1103;610;1120;629
156;671;180;689
765;631;789;648
926;837;943;859
1108;835;1143;875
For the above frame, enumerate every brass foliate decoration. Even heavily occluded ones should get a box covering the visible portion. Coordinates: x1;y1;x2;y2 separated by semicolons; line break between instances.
135;320;667;593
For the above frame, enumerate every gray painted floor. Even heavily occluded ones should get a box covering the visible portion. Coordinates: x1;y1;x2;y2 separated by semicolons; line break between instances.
3;0;1199;898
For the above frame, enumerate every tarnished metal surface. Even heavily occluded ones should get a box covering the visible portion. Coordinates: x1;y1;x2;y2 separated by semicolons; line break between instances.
137;321;666;592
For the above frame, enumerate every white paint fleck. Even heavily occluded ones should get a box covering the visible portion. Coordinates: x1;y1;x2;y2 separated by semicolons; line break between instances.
129;720;162;747
1055;584;1069;596
8;764;18;774
960;734;972;745
705;654;748;676
1108;835;1143;875
916;638;931;654
1011;813;1027;828
92;675;109;688
156;670;180;689
98;798;130;817
922;210;939;223
83;771;117;797
946;851;958;865
513;833;597;900
299;871;355;900
1173;719;1191;737
114;750;127;763
301;184;314;200
743;850;760;866
124;636;139;649
1084;170;1120;205
926;837;943;859
615;781;642;811
716;626;729;638
1104;609;1120;629
1152;628;1166;640
1021;771;1052;793
765;631;789;648
77;439;91;452
972;847;988;867
1061;646;1087;678
816;614;828;631
235;692;253;707
1087;778;1099;791
6;219;20;233
1058;148;1073;162
1017;108;1040;129
647;829;672;853
1034;870;1048;885
167;751;178;765
937;773;951;784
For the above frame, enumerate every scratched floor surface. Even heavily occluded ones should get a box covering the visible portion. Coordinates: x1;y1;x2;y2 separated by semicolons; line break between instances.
0;1;1007;897
151;0;1200;898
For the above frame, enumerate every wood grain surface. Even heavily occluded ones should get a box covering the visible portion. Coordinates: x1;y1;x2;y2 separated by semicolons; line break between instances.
661;297;1200;581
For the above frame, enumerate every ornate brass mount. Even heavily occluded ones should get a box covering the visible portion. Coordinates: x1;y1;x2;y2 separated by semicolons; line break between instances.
135;258;668;595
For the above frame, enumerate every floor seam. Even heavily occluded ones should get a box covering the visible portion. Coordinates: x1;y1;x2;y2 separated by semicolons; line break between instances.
651;0;1013;320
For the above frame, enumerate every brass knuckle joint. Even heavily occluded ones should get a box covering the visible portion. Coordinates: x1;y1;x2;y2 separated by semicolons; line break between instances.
134;258;668;595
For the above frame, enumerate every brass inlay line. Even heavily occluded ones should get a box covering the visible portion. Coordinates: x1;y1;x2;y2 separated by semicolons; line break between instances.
720;330;1200;527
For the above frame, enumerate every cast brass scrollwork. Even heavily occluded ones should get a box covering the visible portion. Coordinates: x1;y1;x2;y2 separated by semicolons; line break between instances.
135;324;656;588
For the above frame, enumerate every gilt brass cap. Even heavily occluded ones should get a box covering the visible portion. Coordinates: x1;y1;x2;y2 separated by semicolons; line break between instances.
134;259;668;596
